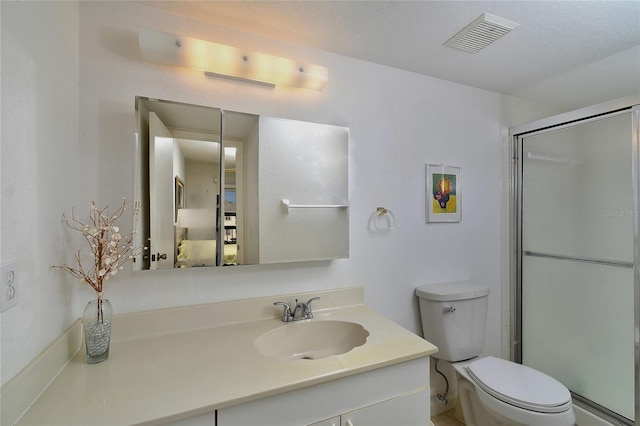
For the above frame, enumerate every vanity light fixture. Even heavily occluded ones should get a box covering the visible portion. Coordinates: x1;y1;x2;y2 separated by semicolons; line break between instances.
138;29;328;91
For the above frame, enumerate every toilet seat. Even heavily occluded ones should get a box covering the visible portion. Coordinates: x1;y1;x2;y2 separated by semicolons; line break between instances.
465;356;572;414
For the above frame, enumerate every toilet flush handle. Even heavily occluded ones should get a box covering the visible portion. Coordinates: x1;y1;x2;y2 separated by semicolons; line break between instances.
443;306;456;313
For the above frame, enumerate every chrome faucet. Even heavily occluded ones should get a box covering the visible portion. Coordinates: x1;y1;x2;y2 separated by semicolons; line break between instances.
273;301;293;322
273;297;320;322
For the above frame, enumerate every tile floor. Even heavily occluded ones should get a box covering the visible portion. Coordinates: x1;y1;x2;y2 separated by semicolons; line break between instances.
432;409;465;426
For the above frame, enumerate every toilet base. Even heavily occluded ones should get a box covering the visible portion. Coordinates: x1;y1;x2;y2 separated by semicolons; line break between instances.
452;358;575;426
458;377;509;426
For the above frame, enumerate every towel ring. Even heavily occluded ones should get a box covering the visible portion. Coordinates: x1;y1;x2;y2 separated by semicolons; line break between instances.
372;207;396;232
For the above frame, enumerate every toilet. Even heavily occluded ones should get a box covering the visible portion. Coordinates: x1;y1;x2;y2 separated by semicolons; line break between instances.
415;281;575;426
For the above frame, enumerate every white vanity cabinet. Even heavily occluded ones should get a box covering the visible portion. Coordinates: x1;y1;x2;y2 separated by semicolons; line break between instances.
307;389;428;426
340;389;428;426
217;357;430;426
11;290;438;426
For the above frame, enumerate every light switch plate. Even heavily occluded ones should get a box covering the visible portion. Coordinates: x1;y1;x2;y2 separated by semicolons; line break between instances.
0;260;19;312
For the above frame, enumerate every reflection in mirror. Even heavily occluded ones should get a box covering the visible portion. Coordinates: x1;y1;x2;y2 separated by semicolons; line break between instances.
135;97;224;269
220;111;252;266
134;97;348;271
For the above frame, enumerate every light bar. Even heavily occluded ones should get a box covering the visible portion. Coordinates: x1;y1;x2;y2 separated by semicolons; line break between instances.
139;29;328;91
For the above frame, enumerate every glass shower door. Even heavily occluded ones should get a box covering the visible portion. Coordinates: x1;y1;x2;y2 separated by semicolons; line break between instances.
519;110;635;423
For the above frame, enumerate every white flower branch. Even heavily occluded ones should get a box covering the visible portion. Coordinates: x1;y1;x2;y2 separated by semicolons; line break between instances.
53;199;142;300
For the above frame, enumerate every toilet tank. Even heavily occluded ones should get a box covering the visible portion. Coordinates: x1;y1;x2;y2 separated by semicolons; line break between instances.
415;281;490;362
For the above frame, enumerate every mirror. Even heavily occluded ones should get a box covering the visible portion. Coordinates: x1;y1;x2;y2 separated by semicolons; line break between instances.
134;97;349;270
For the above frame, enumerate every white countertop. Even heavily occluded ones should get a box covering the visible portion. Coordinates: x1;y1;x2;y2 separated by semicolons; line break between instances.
15;288;437;425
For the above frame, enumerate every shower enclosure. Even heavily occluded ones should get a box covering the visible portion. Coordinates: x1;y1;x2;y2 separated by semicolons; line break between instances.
512;98;639;425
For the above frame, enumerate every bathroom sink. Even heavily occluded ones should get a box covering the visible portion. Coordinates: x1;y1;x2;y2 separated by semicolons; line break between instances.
254;320;369;361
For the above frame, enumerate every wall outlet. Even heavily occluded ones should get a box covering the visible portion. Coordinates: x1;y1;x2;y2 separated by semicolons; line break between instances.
0;260;19;312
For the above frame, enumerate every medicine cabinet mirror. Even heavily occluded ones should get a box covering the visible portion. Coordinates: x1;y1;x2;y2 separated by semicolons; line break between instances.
134;97;349;270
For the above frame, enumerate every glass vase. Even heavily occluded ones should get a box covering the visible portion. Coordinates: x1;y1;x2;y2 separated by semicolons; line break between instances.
82;298;112;364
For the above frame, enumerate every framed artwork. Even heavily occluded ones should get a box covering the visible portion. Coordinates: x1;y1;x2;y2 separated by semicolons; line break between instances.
425;164;461;223
175;176;185;221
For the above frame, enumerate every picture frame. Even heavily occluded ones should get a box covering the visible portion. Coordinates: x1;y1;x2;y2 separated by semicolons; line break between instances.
175;176;185;222
425;164;461;223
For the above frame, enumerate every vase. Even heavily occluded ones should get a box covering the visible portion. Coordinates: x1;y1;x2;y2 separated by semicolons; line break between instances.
82;298;112;364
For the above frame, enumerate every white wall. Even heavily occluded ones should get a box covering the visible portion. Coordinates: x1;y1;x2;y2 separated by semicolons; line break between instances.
1;1;504;395
0;1;80;386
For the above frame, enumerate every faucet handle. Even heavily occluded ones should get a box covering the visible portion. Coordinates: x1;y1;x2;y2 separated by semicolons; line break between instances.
306;296;320;307
273;301;293;322
304;297;320;318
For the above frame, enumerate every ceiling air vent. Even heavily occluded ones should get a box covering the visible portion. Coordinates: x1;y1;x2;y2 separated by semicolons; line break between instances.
444;13;519;53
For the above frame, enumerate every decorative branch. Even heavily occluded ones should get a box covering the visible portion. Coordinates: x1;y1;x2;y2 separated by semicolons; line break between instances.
52;199;142;300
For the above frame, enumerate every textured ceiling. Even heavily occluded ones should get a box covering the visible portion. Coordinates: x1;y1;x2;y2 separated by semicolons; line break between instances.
137;1;640;109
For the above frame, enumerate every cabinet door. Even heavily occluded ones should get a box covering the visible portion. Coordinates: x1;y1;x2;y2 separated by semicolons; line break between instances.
341;389;429;426
309;416;340;426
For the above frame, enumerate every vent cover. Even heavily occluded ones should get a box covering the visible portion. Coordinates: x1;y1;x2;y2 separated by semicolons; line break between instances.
444;13;519;53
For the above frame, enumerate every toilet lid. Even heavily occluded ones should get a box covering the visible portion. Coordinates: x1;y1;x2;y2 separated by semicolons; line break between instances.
466;356;572;413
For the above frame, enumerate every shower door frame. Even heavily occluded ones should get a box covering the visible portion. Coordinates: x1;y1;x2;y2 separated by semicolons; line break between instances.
510;96;640;425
